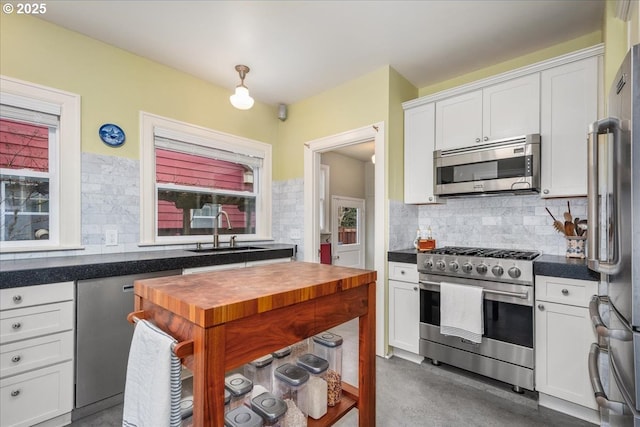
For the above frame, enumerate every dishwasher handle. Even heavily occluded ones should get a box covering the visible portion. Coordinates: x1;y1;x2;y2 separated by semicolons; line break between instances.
122;284;134;292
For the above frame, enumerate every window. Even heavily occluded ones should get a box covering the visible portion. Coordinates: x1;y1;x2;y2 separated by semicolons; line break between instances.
0;76;81;252
140;112;272;245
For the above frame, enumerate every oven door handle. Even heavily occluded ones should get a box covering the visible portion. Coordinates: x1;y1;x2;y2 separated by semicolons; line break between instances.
418;280;529;299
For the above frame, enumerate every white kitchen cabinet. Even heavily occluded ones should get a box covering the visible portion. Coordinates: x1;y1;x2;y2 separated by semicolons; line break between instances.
184;257;291;274
435;74;540;150
388;262;422;362
540;56;599;197
534;275;600;424
403;102;441;204
0;281;74;427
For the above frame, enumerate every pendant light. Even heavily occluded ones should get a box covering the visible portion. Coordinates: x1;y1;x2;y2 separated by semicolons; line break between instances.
229;65;255;110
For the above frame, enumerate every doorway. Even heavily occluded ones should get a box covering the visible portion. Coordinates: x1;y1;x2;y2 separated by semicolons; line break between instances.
332;196;365;269
303;122;385;357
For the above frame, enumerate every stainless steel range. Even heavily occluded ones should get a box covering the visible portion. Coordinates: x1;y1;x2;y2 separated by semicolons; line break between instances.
417;246;540;392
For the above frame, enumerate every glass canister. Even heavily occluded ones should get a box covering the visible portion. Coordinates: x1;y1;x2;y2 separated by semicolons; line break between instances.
224;405;264;427
312;331;343;406
296;353;329;420
251;391;287;427
273;363;309;426
225;388;232;413
245;354;274;396
225;373;254;410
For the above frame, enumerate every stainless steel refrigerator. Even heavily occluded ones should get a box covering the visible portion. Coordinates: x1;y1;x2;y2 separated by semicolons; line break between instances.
587;44;639;426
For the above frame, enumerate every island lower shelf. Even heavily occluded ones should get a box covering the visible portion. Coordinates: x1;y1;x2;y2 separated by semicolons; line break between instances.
132;262;377;426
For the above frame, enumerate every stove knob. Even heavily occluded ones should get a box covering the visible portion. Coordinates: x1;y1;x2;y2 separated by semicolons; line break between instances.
476;263;488;274
449;261;459;272
423;259;433;270
492;265;504;276
508;266;521;279
462;263;473;273
436;260;446;271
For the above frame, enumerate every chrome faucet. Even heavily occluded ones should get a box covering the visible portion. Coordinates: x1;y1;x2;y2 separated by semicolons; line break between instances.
212;206;232;248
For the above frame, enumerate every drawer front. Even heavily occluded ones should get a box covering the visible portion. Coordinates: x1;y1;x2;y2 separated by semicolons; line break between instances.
1;361;73;427
0;302;73;345
389;262;418;283
0;282;73;311
535;275;598;307
1;331;74;379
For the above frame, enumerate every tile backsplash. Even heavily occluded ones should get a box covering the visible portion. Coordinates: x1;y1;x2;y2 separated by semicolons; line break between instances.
390;195;587;257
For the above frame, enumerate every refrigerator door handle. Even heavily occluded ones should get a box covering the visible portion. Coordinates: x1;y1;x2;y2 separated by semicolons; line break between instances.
588;343;628;414
589;295;633;341
587;117;622;274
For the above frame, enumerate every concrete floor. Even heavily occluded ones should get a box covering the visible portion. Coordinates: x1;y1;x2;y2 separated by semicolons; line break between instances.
72;319;594;426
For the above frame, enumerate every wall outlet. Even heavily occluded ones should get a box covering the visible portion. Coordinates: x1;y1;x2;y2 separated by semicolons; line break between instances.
105;229;118;246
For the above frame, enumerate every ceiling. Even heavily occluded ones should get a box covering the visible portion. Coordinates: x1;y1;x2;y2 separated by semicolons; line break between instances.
38;1;605;108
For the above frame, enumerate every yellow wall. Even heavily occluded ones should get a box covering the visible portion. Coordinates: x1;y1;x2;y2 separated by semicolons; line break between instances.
603;0;636;97
388;68;418;201
0;14;278;159
419;31;603;97
273;67;390;181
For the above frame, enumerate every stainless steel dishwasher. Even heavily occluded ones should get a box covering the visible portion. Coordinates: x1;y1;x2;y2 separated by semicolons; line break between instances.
74;270;181;419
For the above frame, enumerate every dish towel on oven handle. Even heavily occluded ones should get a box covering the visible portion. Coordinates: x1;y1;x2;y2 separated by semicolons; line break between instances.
440;282;484;344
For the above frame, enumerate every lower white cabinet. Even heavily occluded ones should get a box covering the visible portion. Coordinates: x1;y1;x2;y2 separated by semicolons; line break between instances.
183;257;291;274
0;281;74;427
534;275;599;423
388;262;421;358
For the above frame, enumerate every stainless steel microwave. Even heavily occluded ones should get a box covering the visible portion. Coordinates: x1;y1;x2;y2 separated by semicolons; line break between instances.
434;134;540;196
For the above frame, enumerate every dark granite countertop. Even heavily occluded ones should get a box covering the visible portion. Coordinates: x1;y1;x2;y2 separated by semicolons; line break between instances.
0;243;295;289
387;248;418;264
533;254;600;282
388;249;599;282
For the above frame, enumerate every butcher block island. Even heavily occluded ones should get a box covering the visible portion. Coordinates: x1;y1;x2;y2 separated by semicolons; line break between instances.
130;261;377;426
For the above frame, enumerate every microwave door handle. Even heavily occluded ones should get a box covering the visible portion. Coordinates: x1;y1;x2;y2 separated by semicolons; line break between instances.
587;117;622;275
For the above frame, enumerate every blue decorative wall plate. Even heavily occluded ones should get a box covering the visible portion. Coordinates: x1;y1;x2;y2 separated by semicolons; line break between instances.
99;123;126;147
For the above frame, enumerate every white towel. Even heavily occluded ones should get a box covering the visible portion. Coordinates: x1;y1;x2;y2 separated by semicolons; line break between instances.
123;319;182;427
440;282;484;344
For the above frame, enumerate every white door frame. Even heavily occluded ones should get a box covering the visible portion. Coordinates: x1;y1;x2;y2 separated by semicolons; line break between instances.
303;122;386;357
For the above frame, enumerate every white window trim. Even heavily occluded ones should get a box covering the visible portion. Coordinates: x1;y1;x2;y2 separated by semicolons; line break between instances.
0;75;81;252
139;111;272;246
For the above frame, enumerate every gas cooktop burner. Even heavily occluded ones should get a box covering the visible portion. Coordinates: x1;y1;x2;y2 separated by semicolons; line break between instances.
427;246;540;261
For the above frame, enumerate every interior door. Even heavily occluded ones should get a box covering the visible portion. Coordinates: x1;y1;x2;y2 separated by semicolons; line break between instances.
331;196;365;269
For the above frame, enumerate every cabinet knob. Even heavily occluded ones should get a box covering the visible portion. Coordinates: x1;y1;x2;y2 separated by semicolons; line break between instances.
429;196;433;201
10;389;20;397
483;136;489;141
11;355;21;363
12;295;22;303
12;322;21;330
537;304;545;311
561;288;569;295
413;286;418;291
475;137;481;143
400;270;405;275
543;189;549;194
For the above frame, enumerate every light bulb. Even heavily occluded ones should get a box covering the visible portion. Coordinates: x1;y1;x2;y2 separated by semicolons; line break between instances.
230;85;254;110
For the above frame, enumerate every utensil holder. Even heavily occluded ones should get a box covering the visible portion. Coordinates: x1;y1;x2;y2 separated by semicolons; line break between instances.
566;236;586;258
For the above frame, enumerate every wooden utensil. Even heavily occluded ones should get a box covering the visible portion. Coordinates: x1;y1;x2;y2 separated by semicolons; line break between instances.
545;207;566;235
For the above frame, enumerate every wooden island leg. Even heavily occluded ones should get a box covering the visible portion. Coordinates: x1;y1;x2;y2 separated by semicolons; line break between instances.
191;324;226;426
358;281;376;426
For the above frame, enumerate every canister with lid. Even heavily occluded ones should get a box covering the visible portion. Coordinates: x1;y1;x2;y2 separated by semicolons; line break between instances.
271;346;291;390
224;405;264;427
225;373;254;410
296;353;328;419
273;363;309;426
245;354;274;395
251;391;287;427
225;388;232;413
312;331;343;406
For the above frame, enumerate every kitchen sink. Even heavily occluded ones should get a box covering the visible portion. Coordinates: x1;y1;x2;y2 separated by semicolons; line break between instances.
187;246;264;254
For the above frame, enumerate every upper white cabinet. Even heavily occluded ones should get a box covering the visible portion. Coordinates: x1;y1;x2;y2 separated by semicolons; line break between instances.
540;56;599;198
435;74;540;150
403;102;440;204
